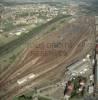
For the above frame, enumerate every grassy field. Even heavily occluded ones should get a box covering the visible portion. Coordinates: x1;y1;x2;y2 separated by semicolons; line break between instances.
0;15;71;56
0;33;18;46
13;89;53;100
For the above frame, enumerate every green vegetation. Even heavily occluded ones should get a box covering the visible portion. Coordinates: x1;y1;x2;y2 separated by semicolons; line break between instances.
38;13;47;20
1;18;16;32
38;96;51;100
13;88;52;100
13;95;32;100
3;20;14;31
0;15;71;57
50;27;56;32
14;94;52;100
14;95;52;100
13;90;35;100
71;76;87;98
9;54;16;61
16;12;29;17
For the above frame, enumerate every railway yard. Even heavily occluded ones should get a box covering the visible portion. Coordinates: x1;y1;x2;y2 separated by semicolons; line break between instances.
0;16;96;100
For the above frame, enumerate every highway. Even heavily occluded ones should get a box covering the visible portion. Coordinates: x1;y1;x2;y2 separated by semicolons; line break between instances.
0;16;96;100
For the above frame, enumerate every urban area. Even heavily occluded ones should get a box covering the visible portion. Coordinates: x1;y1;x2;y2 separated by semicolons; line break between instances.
0;1;98;100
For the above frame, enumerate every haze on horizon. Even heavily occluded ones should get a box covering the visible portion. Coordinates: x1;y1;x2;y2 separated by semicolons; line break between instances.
0;0;96;3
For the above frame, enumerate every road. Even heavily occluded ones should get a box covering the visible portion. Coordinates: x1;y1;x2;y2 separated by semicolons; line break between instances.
0;16;96;100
